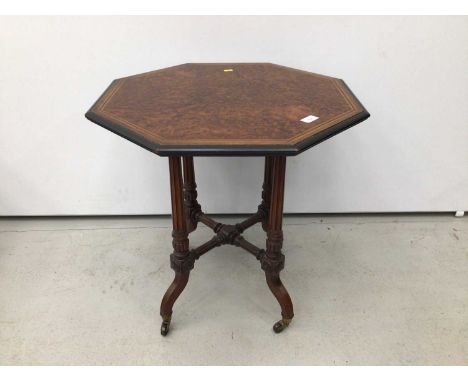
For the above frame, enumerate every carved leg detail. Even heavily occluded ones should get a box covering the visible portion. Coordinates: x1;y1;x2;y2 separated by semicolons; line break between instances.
183;156;201;233
160;156;193;336
258;156;273;232
261;156;294;333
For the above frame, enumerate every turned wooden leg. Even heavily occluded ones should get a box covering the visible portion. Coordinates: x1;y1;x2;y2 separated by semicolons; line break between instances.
258;156;273;232
160;156;194;336
183;156;201;233
261;156;294;333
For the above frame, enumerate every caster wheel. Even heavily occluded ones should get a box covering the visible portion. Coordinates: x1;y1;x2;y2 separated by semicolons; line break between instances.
273;319;291;333
161;318;171;336
161;316;172;337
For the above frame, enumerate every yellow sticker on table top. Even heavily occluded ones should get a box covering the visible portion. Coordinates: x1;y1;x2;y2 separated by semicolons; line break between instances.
223;69;234;72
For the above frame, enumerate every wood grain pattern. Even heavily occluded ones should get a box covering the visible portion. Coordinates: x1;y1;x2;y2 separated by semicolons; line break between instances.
85;63;370;156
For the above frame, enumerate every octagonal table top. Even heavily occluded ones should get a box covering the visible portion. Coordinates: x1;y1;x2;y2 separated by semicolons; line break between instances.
85;63;369;156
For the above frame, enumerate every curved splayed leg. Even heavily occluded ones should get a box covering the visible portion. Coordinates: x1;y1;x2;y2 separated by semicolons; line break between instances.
266;272;294;333
160;272;190;336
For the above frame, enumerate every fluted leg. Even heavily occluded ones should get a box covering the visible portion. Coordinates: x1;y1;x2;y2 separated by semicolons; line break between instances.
258;156;273;232
183;156;201;233
160;156;194;336
261;156;294;333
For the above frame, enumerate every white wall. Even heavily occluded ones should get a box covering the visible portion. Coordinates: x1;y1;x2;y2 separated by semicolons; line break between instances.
1;16;467;215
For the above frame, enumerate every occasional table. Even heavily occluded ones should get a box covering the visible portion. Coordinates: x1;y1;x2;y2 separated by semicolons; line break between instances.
85;63;369;335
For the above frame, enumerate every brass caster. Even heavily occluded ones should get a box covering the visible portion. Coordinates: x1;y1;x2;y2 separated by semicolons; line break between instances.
160;316;171;336
273;318;291;333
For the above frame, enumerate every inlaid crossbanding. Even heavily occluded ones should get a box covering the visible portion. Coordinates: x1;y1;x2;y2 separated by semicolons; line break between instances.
85;63;369;156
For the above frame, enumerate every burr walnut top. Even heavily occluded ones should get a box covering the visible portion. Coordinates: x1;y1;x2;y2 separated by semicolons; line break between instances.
85;63;369;156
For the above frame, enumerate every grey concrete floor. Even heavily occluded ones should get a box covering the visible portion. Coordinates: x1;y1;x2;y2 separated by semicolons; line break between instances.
0;214;467;365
